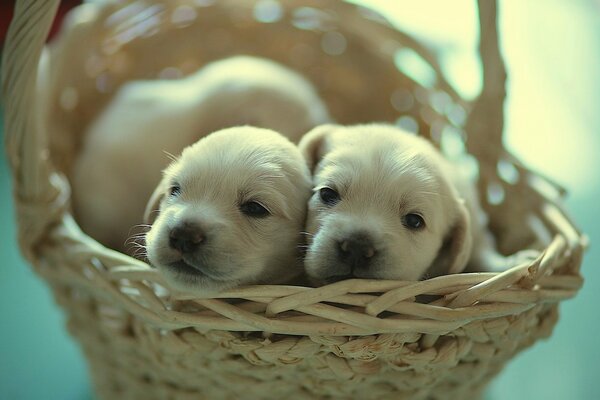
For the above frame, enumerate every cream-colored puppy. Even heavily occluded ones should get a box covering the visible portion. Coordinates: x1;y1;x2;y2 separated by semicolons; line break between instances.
144;127;312;293
72;56;330;252
299;124;537;284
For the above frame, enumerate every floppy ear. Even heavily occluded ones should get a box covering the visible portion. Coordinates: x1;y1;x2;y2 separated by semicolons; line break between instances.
144;177;169;225
427;199;473;277
298;124;340;173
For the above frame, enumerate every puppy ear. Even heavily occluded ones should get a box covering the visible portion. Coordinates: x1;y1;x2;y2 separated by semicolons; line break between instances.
144;177;169;224
427;199;473;277
298;124;339;172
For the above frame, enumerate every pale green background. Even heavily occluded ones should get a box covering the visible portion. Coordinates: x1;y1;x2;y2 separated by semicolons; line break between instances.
1;0;599;399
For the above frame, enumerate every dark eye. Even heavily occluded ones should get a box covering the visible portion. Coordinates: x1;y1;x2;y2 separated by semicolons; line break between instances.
240;201;270;218
169;184;181;197
403;213;425;230
319;187;341;206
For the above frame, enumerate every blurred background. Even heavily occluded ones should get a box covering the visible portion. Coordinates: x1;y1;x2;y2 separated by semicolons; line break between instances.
1;0;598;399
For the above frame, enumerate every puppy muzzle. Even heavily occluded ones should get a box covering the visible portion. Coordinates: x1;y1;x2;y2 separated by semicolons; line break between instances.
169;222;205;254
336;233;376;269
313;232;379;283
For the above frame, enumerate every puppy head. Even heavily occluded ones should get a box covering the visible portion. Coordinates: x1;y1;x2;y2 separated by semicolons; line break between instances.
145;127;312;293
299;124;472;284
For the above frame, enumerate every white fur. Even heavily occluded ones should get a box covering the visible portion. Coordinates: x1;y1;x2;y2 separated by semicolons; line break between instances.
145;127;312;293
72;56;330;251
299;124;539;284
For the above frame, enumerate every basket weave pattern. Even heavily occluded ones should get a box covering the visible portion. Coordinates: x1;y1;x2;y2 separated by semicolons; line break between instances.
2;1;585;399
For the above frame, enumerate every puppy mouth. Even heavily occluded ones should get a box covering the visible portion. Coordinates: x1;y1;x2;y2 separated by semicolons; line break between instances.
165;259;224;281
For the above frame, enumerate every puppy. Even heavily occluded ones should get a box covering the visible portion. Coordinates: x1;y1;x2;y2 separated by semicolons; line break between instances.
144;126;312;293
72;56;330;252
299;124;537;284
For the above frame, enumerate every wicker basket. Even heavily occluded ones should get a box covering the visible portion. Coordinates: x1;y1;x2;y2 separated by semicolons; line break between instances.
2;0;586;399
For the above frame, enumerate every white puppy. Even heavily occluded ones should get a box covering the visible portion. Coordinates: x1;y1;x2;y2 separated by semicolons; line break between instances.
72;56;330;252
299;124;537;284
144;127;312;293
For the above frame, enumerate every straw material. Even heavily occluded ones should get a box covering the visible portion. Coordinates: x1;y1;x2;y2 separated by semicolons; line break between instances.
2;0;585;399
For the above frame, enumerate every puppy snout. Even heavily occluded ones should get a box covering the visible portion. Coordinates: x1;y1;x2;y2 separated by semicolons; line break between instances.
337;234;376;269
169;223;205;253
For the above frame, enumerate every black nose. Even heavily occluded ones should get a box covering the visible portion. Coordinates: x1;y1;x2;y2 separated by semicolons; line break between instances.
169;223;205;253
337;234;376;269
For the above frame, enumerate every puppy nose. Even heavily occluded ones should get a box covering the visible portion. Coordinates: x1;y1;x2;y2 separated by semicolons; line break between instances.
169;223;205;253
337;234;376;269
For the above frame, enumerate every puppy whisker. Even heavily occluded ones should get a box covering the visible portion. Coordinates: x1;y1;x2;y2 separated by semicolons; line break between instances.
163;150;179;163
126;232;148;239
132;224;153;229
124;234;147;245
126;243;147;254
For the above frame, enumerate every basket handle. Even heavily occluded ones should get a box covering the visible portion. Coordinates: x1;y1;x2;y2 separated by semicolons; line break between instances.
2;0;62;257
465;0;507;160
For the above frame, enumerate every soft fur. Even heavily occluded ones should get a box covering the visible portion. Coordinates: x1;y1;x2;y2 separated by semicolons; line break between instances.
72;56;330;252
144;127;312;293
299;124;538;284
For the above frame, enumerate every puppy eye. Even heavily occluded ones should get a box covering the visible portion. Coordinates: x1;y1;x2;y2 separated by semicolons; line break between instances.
319;187;341;206
240;201;270;218
169;184;181;197
403;213;425;230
